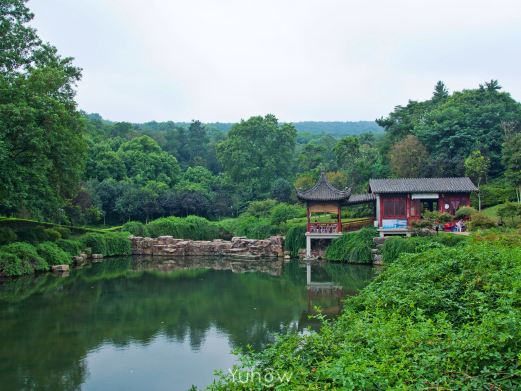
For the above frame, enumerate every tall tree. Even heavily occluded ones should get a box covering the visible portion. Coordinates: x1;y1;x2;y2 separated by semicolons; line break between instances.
432;81;449;103
217;115;296;199
464;150;490;211
388;135;428;178
0;0;86;220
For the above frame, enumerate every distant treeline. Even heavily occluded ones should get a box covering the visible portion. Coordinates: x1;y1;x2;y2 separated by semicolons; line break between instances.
86;114;383;137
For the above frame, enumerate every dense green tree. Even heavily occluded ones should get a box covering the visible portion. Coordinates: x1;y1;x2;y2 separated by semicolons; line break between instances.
388;135;429;178
0;0;86;221
270;178;292;203
417;82;521;176
217;115;296;199
117;135;180;186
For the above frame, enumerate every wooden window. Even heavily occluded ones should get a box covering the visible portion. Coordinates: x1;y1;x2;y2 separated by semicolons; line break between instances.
382;197;406;218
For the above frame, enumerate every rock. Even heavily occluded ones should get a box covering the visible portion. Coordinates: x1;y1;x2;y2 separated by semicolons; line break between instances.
130;235;284;259
91;254;103;259
51;264;69;273
72;255;87;266
284;255;291;260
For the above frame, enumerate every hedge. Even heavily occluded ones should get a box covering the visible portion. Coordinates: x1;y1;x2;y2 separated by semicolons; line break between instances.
55;239;83;256
36;242;72;265
80;232;131;257
145;215;222;240
0;242;48;277
325;227;377;263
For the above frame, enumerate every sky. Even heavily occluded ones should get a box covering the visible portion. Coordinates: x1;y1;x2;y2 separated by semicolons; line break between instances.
29;0;521;123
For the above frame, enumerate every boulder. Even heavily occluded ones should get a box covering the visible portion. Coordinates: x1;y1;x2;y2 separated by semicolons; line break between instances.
51;264;69;273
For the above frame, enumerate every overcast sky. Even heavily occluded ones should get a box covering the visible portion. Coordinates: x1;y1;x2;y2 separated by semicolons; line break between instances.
29;0;521;123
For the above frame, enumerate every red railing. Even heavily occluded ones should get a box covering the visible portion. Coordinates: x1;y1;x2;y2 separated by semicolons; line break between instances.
306;218;375;234
307;222;340;234
342;218;374;232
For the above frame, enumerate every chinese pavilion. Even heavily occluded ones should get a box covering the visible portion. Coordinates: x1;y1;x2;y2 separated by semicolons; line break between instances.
297;174;478;256
296;173;352;257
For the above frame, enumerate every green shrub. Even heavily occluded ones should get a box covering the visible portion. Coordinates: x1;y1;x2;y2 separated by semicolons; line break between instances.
381;237;416;262
36;242;71;265
54;226;71;239
1;242;47;273
145;215;221;240
423;210;453;224
496;202;521;226
56;239;83;256
284;225;306;257
80;232;131;256
212;240;521;390
468;212;496;230
455;205;477;219
0;227;17;245
122;221;149;236
325;227;377;263
381;234;468;263
0;252;32;277
43;228;61;241
270;203;305;225
244;199;278;217
218;215;277;239
410;219;432;229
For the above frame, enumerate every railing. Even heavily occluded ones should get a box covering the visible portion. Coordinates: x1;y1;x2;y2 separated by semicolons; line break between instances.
342;218;374;232
307;222;340;234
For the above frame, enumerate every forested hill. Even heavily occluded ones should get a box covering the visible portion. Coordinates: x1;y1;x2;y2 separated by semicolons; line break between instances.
197;121;383;135
86;114;382;137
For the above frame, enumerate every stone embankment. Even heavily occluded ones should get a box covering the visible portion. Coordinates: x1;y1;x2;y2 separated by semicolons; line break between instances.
130;235;284;258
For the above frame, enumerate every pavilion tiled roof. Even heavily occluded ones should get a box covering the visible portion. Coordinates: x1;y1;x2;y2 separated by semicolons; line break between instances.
296;173;351;201
369;177;478;194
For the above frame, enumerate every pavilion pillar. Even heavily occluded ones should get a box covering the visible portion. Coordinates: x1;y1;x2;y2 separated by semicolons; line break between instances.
306;205;311;232
306;235;311;257
337;204;342;233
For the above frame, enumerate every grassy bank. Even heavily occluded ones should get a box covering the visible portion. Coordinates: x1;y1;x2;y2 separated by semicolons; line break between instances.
211;230;521;389
0;232;131;278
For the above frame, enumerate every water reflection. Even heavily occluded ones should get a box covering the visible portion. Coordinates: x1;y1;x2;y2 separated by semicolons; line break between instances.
0;257;375;390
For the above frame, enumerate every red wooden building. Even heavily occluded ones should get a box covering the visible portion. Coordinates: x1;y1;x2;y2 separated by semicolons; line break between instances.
297;175;478;254
369;177;477;237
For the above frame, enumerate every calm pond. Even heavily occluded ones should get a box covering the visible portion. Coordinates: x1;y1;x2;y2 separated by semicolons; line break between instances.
0;257;376;390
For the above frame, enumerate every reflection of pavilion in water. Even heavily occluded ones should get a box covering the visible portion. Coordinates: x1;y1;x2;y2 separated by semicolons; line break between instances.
131;256;284;276
299;262;359;330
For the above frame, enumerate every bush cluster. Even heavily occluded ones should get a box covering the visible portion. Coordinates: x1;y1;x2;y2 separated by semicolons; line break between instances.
467;212;496;230
36;242;71;265
144;215;222;240
325;227;377;263
212;238;521;390
80;232;131;257
0;242;47;277
55;239;83;256
381;233;468;263
284;225;306;257
122;221;148;237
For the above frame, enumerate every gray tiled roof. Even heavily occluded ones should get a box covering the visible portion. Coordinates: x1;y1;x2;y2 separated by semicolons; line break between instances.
296;173;351;201
369;177;478;194
346;193;376;204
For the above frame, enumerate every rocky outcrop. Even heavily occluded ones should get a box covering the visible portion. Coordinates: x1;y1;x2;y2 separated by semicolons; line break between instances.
130;235;284;259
